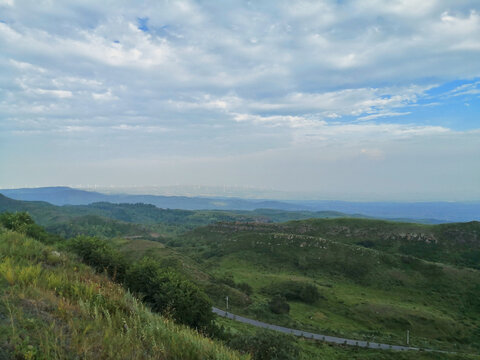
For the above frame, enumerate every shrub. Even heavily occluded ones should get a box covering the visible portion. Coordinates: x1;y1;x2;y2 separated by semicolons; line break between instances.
268;295;289;314
262;280;319;304
0;212;53;243
125;257;215;332
236;282;253;296
228;330;299;360
68;236;128;283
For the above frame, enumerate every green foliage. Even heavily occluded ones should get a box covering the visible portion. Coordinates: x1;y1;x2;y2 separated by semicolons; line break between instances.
0;230;245;360
68;237;216;332
215;274;254;296
262;280;319;304
68;236;128;283
228;330;299;360
268;295;290;314
176;221;480;354
237;282;253;296
47;214;149;239
125;257;215;332
0;211;55;243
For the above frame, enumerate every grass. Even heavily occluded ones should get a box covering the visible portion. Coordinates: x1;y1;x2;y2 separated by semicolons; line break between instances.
167;221;480;356
97;222;480;358
215;317;478;360
0;228;247;360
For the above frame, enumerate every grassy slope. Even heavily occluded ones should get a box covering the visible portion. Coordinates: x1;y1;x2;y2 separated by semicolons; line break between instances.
98;236;478;360
279;218;480;269
169;221;480;356
0;228;246;360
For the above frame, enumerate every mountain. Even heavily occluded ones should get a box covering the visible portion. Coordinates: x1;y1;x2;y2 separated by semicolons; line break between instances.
0;186;306;211
293;200;480;223
2;187;480;222
0;194;358;239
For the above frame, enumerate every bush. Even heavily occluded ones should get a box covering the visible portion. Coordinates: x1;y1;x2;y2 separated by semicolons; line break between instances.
236;282;253;296
68;236;128;283
262;280;319;304
268;295;289;314
125;257;215;332
228;330;299;360
0;212;54;243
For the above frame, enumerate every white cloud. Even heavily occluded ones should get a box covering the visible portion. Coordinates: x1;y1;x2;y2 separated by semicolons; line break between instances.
92;89;118;101
1;1;479;198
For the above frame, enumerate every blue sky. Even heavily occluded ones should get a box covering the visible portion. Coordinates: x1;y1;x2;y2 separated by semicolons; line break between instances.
0;0;479;200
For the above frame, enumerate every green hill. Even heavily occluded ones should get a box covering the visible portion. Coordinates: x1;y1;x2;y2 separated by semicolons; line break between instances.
169;220;480;356
234;218;480;269
0;227;246;360
1;194;435;240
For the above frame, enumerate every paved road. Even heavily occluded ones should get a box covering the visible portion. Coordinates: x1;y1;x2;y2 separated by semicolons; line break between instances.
213;307;426;352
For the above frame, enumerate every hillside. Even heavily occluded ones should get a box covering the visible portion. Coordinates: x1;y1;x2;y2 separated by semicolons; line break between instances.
168;220;480;356
215;218;480;269
0;227;246;360
0;194;362;238
1;207;479;359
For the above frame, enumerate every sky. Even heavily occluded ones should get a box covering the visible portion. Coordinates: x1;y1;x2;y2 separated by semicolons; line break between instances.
1;0;480;201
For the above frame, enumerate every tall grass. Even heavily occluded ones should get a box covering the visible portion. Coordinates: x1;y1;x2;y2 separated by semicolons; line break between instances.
0;229;247;360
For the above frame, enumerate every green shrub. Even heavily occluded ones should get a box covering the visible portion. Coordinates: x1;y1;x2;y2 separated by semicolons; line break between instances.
125;257;215;332
262;280;319;304
68;236;128;283
228;330;299;360
236;282;253;296
268;295;289;314
0;211;55;243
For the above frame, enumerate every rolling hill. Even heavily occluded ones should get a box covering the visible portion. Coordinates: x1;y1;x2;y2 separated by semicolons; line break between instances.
2;187;480;222
164;219;480;356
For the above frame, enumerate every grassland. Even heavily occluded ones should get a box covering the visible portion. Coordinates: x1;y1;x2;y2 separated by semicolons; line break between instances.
0;228;246;360
165;220;480;357
103;230;479;358
1;196;479;359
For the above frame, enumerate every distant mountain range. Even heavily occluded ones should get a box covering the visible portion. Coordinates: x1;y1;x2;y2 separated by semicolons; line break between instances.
1;186;479;223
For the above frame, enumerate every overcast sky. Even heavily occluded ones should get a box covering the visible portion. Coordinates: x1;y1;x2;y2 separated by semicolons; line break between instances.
1;0;479;200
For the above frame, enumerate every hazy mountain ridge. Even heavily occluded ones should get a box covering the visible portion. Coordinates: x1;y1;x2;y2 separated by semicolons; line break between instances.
2;186;480;222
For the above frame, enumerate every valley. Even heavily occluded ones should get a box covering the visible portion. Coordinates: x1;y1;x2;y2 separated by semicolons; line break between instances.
0;193;479;359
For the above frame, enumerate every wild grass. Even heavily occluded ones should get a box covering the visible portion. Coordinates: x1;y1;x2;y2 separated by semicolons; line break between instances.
0;229;247;360
169;223;480;356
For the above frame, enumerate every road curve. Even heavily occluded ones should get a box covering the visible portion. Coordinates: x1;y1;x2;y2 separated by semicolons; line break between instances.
213;307;426;352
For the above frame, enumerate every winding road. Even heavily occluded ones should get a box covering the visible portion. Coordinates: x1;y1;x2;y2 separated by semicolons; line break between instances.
213;307;443;353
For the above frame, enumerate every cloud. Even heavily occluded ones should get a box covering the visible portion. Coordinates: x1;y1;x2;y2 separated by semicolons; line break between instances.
0;1;479;199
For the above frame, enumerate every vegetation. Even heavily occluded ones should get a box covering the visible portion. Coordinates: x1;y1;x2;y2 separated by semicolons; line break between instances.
228;331;299;360
0;194;373;239
172;221;480;355
46;214;150;239
268;295;290;314
0;228;245;359
1;198;480;359
65;235;216;333
0;211;60;244
262;280;320;304
125;257;215;332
